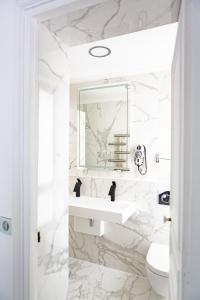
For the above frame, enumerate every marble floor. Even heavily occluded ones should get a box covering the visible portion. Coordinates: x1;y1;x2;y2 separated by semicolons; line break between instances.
68;258;166;300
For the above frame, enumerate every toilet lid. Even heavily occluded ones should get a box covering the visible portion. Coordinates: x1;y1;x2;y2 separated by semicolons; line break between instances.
146;243;169;277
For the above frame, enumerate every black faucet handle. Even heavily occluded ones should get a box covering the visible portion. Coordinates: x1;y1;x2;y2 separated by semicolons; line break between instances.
77;178;82;185
108;181;116;201
112;181;116;188
73;178;82;197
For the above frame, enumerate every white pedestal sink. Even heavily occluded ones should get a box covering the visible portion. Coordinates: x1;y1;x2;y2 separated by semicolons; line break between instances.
69;195;135;225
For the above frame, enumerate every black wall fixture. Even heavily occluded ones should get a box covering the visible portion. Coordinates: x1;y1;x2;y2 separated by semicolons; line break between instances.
158;191;170;205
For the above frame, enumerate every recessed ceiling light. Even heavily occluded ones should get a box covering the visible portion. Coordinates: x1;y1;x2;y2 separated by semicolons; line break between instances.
89;46;111;58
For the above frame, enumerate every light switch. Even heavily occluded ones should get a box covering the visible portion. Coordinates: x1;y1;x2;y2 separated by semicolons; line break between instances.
0;216;12;235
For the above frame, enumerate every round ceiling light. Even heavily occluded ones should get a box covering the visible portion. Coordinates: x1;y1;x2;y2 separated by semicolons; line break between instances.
89;46;111;58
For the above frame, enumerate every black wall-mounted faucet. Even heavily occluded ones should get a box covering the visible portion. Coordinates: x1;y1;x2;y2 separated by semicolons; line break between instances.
73;178;82;197
108;181;116;202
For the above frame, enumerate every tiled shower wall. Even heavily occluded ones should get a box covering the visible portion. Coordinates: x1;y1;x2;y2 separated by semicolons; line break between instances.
69;71;171;275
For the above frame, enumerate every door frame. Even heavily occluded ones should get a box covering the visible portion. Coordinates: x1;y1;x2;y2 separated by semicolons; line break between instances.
177;0;200;299
15;0;200;299
170;5;184;298
15;1;104;299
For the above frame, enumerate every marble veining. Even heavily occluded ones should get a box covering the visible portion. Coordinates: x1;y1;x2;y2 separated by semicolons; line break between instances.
69;71;170;275
79;85;128;169
38;213;69;300
38;23;69;300
39;24;69;94
43;0;180;47
39;1;174;297
69;178;169;275
68;257;166;300
70;71;171;180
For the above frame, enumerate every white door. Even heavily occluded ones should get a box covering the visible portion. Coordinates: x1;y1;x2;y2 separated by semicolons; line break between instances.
37;86;69;300
170;1;200;299
170;17;183;299
37;25;69;300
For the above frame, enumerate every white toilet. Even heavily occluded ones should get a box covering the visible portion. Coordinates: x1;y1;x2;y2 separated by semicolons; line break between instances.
146;243;169;297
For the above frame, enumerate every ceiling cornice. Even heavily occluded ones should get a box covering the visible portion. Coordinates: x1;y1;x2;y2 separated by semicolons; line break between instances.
17;0;56;9
16;0;107;20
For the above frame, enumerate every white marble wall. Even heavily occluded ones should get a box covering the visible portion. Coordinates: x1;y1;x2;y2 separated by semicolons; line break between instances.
38;215;68;300
70;72;171;181
38;25;69;300
43;0;180;47
69;71;170;275
40;0;175;292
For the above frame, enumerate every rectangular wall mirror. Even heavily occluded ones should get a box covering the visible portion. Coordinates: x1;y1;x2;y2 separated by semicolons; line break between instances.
78;83;130;171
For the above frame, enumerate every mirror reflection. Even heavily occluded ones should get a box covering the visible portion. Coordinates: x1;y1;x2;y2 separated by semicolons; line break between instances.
78;83;130;170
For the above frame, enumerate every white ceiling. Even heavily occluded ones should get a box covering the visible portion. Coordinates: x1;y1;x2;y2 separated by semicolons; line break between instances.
68;23;178;83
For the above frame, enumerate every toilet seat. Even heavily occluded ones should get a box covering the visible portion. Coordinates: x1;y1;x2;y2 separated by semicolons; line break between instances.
146;243;169;277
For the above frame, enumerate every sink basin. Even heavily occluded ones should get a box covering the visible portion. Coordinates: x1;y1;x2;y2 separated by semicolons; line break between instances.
69;196;135;224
